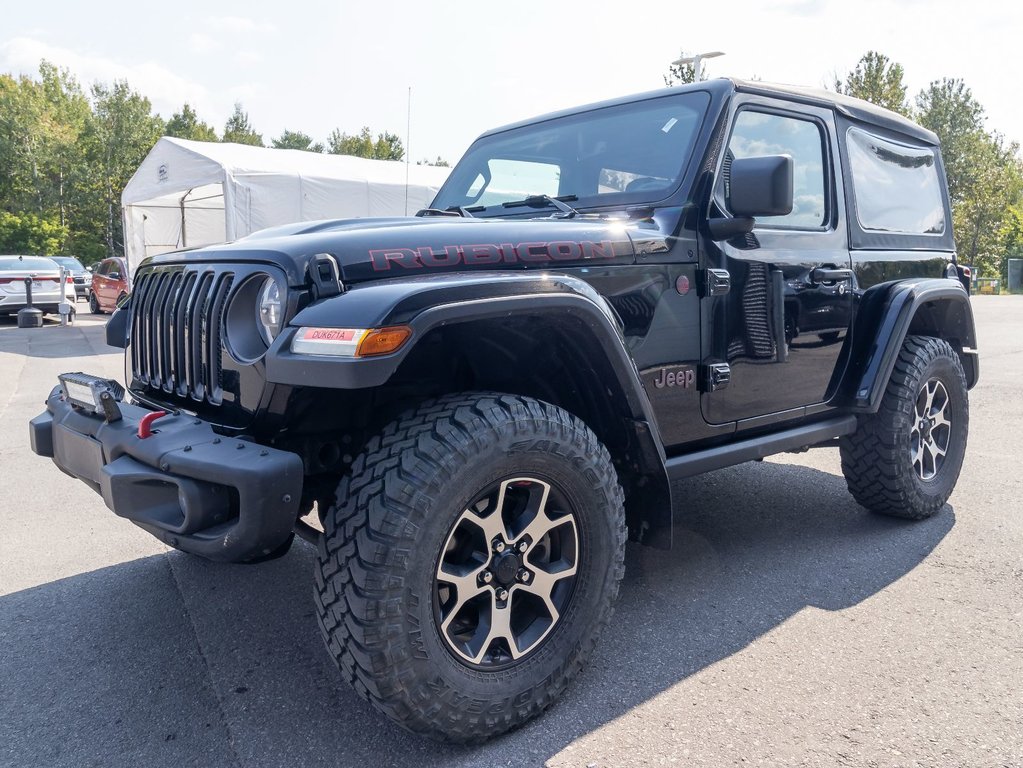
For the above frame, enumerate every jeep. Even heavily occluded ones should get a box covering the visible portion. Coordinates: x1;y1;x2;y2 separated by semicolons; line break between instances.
29;78;978;743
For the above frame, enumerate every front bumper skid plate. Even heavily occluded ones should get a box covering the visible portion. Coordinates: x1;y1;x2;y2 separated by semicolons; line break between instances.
30;383;303;562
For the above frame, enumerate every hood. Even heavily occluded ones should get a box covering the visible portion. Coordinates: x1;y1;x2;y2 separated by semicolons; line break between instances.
144;216;641;286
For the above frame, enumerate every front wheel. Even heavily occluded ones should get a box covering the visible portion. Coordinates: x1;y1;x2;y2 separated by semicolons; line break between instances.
840;335;969;519
314;393;626;742
88;292;101;314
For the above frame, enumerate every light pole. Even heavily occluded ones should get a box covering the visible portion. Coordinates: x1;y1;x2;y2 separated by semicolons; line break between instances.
672;51;725;82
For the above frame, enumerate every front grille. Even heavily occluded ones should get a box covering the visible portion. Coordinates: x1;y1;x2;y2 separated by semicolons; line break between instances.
130;266;235;405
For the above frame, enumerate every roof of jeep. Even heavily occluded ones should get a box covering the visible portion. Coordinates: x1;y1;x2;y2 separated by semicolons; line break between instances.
478;78;939;146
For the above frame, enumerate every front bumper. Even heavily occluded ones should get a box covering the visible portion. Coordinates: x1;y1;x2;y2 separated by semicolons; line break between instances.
29;383;304;562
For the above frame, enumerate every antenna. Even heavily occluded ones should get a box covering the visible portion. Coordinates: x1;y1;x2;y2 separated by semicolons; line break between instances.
404;86;411;215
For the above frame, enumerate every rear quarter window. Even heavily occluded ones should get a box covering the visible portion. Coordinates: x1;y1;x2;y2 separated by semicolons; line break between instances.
846;127;945;235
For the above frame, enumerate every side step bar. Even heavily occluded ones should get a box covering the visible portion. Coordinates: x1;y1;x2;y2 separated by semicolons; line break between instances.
665;415;858;480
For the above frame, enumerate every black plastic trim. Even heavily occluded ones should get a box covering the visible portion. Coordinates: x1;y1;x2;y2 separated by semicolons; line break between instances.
665;415;858;480
31;386;303;563
841;278;978;411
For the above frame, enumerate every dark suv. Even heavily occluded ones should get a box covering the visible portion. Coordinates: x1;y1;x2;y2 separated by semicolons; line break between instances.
30;78;977;743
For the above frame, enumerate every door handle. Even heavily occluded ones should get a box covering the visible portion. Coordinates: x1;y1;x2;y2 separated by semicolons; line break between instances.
811;267;854;284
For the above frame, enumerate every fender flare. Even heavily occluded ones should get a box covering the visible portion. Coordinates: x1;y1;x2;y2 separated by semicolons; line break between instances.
265;273;674;548
840;278;978;412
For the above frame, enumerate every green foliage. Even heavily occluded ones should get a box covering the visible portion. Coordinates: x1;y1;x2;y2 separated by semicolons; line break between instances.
1001;207;1023;288
418;156;450;167
271;129;324;152
835;51;910;116
222;103;263;146
165;103;218;142
664;58;697;87
916;79;1023;276
327;126;404;161
0;210;68;255
83;80;165;258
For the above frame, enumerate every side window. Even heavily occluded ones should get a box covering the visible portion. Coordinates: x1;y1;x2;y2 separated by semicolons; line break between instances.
846;127;944;234
95;261;109;276
723;110;827;228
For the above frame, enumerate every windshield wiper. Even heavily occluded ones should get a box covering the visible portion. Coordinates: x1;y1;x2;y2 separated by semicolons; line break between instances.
501;194;578;218
415;205;480;218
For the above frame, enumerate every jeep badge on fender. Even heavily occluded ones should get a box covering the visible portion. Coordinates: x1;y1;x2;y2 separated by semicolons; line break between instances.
29;78;977;743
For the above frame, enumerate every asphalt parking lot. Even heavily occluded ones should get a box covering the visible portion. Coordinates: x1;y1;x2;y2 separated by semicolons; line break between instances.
1;298;1020;768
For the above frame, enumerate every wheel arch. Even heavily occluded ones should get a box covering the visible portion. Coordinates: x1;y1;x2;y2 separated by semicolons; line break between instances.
840;278;978;411
268;277;673;548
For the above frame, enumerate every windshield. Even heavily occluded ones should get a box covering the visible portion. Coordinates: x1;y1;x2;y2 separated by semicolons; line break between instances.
433;91;710;216
50;257;85;270
0;257;59;272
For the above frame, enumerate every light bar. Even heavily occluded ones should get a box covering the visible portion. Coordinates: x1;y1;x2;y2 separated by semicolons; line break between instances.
58;372;125;418
290;326;412;358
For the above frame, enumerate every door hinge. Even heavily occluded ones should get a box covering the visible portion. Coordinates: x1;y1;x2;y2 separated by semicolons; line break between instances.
699;268;731;297
700;363;731;392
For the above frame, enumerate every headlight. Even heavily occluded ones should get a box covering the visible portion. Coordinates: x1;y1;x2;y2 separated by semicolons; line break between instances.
257;278;282;345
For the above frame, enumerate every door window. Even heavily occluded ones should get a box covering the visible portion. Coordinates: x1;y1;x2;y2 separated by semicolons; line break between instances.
722;110;828;229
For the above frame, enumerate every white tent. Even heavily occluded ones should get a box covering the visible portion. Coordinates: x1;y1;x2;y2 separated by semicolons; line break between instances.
121;137;451;274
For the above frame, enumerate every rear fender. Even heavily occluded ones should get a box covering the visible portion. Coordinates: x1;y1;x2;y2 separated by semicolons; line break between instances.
840;278;978;411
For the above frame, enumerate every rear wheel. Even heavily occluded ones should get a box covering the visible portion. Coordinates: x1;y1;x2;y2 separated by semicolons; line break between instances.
314;393;626;742
840;335;969;519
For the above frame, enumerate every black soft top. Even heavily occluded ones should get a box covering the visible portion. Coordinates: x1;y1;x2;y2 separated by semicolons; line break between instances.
479;78;938;147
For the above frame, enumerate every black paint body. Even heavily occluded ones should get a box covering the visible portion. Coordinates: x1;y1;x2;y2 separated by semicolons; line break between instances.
48;78;979;558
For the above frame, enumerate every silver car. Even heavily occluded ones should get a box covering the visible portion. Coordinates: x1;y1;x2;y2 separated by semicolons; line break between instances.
0;255;74;317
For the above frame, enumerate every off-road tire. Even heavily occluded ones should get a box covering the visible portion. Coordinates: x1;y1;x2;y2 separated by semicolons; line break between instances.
313;392;626;742
840;335;969;519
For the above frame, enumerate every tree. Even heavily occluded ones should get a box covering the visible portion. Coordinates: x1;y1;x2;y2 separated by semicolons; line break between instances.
271;129;324;152
418;156;450;167
165;103;218;142
327;126;404;161
0;211;67;255
222;103;263;146
1000;207;1023;288
835;51;910;116
82;80;164;259
916;78;1023;277
664;55;697;87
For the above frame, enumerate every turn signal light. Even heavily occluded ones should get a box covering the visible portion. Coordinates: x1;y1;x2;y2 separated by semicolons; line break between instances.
357;326;412;357
291;325;412;357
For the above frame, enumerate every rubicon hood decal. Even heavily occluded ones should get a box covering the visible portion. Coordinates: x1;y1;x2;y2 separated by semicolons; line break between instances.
369;240;620;271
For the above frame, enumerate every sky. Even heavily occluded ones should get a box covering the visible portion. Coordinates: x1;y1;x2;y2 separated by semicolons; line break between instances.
1;0;1019;165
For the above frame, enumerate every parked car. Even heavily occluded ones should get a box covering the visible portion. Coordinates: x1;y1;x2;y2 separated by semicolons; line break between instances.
88;257;128;314
0;255;74;317
48;256;92;300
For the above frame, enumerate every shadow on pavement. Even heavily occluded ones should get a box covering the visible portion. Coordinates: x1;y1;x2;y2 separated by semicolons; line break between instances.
0;459;954;768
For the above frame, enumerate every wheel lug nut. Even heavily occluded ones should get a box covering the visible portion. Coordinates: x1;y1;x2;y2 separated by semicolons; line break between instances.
493;540;506;553
480;571;493;584
516;540;528;553
517;569;531;583
497;588;509;601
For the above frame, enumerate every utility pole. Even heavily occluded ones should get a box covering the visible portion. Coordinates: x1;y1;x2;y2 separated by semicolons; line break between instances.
672;50;725;82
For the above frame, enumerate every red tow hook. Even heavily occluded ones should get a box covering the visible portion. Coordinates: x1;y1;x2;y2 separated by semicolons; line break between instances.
137;410;168;439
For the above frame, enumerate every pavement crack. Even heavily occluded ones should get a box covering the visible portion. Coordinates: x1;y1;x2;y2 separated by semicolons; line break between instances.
165;554;245;768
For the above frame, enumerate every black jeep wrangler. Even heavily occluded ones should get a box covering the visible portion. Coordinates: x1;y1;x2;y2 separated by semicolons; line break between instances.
29;78;978;742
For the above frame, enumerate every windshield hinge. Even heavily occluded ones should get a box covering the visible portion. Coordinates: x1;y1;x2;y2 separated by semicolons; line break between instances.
310;254;343;299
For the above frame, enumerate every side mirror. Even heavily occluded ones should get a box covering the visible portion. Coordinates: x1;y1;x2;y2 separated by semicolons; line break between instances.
707;154;794;242
729;155;793;217
85;265;93;273
108;272;120;280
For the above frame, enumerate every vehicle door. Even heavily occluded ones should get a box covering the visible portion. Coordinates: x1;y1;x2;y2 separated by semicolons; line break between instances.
701;98;852;427
92;260;110;305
